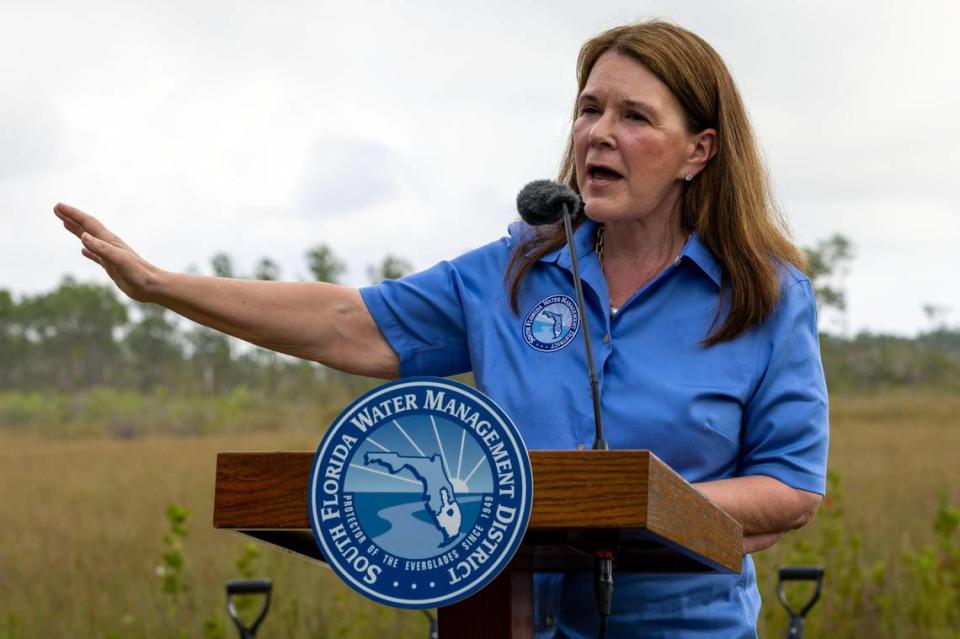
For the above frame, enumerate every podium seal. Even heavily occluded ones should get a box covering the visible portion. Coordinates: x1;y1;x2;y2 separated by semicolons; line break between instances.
308;377;533;609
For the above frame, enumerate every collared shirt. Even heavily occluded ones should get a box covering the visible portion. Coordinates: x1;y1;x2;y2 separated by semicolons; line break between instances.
360;219;829;638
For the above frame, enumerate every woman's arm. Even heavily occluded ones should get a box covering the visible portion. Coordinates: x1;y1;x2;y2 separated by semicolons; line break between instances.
694;475;822;554
54;203;400;379
711;279;829;554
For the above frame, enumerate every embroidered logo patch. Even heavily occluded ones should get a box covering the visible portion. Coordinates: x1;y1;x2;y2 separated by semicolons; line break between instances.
522;294;580;352
308;377;533;609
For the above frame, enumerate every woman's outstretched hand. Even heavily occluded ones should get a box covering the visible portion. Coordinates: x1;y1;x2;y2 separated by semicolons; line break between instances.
53;203;162;303
53;202;400;377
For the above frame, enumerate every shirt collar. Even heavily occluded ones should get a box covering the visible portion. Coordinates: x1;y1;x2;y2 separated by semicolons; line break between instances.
539;220;723;288
539;218;599;268
679;232;723;287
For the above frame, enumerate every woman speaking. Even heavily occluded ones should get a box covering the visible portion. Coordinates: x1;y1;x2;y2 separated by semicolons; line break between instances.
56;20;828;638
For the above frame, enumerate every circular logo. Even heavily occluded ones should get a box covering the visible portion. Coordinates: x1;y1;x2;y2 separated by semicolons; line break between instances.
308;377;533;609
522;294;580;352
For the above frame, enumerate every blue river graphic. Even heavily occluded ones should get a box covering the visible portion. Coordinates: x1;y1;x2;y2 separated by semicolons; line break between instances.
352;493;485;559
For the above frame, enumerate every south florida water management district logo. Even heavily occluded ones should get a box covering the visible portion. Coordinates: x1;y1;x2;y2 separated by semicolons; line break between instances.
308;377;533;609
523;294;580;352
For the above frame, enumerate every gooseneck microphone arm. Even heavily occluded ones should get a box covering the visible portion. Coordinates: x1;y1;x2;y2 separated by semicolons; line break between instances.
559;199;612;639
558;202;607;451
516;180;607;451
517;180;613;639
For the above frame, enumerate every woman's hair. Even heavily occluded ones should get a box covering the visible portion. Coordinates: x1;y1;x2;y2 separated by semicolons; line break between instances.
505;20;806;345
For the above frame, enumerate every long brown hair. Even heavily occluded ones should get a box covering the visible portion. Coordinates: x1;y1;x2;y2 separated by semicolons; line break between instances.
506;21;806;345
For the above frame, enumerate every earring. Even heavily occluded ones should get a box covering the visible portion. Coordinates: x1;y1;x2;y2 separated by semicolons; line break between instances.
684;173;694;182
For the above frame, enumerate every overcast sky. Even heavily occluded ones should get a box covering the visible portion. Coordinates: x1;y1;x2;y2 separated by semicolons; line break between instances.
2;0;957;335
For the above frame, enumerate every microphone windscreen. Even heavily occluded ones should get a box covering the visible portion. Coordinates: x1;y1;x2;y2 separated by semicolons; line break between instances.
516;180;582;226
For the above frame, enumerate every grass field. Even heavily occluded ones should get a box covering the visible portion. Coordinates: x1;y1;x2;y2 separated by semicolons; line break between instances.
1;390;958;638
753;391;960;638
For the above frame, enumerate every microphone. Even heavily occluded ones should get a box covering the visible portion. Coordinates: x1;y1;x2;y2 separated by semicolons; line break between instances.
516;180;581;226
517;179;613;639
516;180;607;450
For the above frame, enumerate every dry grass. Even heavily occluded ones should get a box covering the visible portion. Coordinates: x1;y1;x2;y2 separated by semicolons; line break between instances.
814;390;960;553
753;389;960;637
1;389;957;637
0;431;428;638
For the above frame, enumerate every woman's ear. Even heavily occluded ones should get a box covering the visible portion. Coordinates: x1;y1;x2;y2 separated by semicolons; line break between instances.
683;128;717;178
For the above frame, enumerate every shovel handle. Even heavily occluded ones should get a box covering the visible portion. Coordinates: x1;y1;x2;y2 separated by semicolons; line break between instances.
226;579;272;639
227;579;272;595
780;567;824;581
777;565;824;638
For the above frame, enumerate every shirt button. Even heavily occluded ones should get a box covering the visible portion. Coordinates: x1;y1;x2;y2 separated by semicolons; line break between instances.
576;443;585;451
602;334;610;344
545;615;555;627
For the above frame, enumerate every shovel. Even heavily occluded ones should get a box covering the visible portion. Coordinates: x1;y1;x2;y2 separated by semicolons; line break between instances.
226;579;272;639
777;566;824;639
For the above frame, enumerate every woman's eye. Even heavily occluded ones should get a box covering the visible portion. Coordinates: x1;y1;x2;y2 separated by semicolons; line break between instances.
579;105;600;116
626;111;646;122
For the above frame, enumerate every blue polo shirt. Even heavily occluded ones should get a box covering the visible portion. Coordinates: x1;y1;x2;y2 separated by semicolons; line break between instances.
360;219;829;638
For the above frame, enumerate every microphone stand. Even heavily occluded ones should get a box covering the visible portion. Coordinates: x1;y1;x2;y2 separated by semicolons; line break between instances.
559;204;613;639
560;204;607;451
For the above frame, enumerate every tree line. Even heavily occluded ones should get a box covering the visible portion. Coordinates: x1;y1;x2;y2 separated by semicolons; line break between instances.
0;246;411;396
1;238;958;396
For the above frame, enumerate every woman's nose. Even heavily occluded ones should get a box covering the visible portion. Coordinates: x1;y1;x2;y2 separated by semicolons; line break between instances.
588;112;616;147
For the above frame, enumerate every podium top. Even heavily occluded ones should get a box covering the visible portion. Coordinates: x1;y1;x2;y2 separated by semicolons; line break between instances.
214;450;742;574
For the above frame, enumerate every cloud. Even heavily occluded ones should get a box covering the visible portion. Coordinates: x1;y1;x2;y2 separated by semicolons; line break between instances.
0;101;62;180
297;138;413;217
2;0;959;334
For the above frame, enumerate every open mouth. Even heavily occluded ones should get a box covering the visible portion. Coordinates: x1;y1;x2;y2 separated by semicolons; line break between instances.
587;165;624;182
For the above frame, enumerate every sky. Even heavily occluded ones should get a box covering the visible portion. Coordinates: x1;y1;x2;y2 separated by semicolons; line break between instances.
1;0;958;336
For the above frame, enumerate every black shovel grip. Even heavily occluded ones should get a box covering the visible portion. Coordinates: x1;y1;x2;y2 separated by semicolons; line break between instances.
779;567;824;581
777;565;824;638
226;579;272;595
226;579;273;639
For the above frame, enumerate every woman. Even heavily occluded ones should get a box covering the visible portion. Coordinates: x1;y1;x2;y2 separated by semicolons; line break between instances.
56;20;827;638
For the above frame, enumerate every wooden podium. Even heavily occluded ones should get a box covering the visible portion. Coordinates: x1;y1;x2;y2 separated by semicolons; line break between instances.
214;450;742;638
